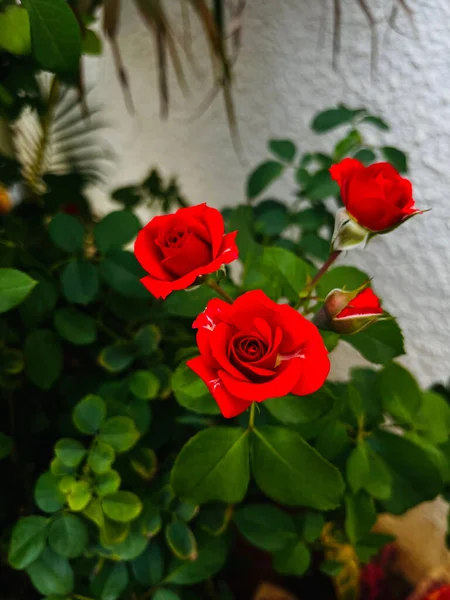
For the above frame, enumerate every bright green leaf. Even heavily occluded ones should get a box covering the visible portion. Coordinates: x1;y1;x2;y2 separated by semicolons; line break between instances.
55;438;86;468
67;481;92;512
171;428;250;504
99;416;140;453
172;363;220;415
88;441;115;474
0;268;37;313
73;394;106;435
379;362;422;425
102;491;143;523
129;370;160;401
95;470;121;497
0;6;31;55
82;28;102;55
346;443;370;494
152;589;181;600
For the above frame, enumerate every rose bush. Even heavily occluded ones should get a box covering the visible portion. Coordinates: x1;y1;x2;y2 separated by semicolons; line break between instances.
1;88;449;600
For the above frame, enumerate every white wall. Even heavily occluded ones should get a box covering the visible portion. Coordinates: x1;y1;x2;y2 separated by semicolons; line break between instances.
87;0;450;387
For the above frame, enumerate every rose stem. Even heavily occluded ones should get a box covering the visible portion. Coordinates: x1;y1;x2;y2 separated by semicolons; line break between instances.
248;402;256;429
206;279;234;304
309;250;342;290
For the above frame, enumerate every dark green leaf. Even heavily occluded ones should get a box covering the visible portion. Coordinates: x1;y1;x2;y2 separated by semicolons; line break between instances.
381;147;408;173
320;560;345;576
333;129;362;162
132;543;163;586
152;590;181;600
378;362;422;425
129;370;160;401
254;199;289;237
353;148;376;164
104;529;148;560
19;274;57;327
21;0;81;74
268;140;296;162
165;286;217;318
26;548;73;596
346;443;370;494
48;514;88;558
311;107;356;132
25;329;62;390
82;29;102;55
73;394;106;435
365;450;392;500
344;319;405;365
99;416;140;453
61;260;99;305
303;170;339;200
95;210;141;254
251;426;345;508
172;363;220;415
134;324;160;356
0;268;37;313
265;390;333;425
316;266;369;298
298;512;325;542
174;501;199;523
171;427;250;504
131;448;157;481
91;562;128;600
315;421;351;462
8;516;48;570
362;116;389;130
102;491;143;523
112;186;141;208
99;250;148;299
416;391;450;444
273;541;310;576
344;492;376;543
260;246;309;302
299;234;330;261
0;432;13;460
48;214;84;252
247;161;284;200
53;307;96;346
234;505;295;551
165;519;197;560
99;342;136;373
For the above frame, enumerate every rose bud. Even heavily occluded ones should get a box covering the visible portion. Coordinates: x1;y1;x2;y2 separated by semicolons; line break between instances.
314;286;384;335
187;290;330;418
134;203;238;299
329;158;422;250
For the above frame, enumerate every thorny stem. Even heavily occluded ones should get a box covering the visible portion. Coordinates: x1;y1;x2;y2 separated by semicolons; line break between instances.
206;278;234;304
295;251;341;312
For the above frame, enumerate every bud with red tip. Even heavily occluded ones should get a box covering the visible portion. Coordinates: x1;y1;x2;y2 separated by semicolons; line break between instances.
314;285;384;334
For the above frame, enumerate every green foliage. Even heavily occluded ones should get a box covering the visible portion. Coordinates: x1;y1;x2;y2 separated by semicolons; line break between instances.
0;268;37;313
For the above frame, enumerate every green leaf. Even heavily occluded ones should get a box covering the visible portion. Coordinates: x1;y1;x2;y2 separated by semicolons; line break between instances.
26;548;73;596
171;427;250;504
254;199;289;237
0;432;13;460
99;342;136;373
353;148;376;164
91;562;128;600
73;394;106;435
95;470;121;497
132;543;164;586
53;307;96;346
260;246;309;301
55;438;86;468
19;274;57;326
0;268;37;313
129;370;160;400
164;531;228;585
333;129;362;162
112;186;141;208
35;472;65;513
365;450;392;500
197;504;232;536
298;512;325;542
131;448;157;481
48;514;88;558
362;116;389;130
24;329;62;390
320;560;345;576
152;590;181;600
100;518;130;546
346;443;370;494
172;363;220;415
315;421;351;462
299;234;330;261
0;6;31;55
88;441;115;474
138;501;162;537
51;458;75;477
303;170;339;200
165;286;217;318
378;362;422;425
61;260;99;305
344;492;377;543
104;528;148;560
265;390;333;425
21;0;81;74
165;519;197;561
8;516;48;570
99;250;148;299
99;416;140;453
344;319;405;365
67;481;92;512
174;501;199;523
381;147;407;173
82;28;102;55
320;330;340;352
95;210;140;254
416;391;450;444
134;324;160;356
102;491;143;523
316;266;369;298
234;505;295;551
247;161;284;200
273;541;311;576
311;107;356;132
268;140;296;162
251;426;345;509
48;213;84;252
368;430;444;514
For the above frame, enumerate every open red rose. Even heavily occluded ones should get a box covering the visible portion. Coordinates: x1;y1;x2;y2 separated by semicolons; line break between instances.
187;290;330;418
134;203;238;299
425;586;450;600
330;158;420;232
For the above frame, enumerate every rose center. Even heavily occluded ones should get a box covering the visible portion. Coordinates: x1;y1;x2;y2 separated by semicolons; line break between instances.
233;335;268;363
163;226;189;248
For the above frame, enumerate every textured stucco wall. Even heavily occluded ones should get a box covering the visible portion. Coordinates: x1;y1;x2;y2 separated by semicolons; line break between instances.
87;0;450;387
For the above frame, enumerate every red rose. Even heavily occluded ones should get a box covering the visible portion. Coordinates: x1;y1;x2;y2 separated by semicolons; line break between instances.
425;586;450;600
187;290;330;418
330;158;420;232
134;203;238;299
